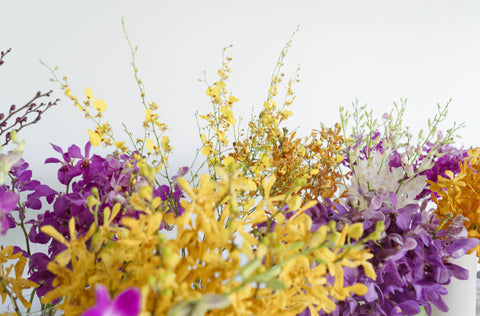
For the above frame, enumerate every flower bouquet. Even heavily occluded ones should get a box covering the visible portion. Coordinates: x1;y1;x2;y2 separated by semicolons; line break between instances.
1;25;479;316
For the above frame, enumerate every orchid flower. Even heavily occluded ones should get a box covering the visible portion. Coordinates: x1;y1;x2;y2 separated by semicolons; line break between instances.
81;285;141;316
0;190;18;234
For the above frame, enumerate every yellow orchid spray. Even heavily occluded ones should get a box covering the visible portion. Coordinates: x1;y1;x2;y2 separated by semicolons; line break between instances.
38;165;379;315
3;23;379;316
430;147;480;258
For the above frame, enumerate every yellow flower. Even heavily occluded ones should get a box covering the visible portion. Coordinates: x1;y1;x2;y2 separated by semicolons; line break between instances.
430;148;480;258
40;219;96;312
220;105;236;126
84;87;93;100
113;140;128;153
145;138;154;153
228;95;239;103
256;175;286;214
161;136;170;152
0;246;38;309
92;98;107;113
88;129;101;146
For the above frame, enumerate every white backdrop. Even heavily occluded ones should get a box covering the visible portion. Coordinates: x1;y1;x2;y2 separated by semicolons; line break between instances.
2;0;480;271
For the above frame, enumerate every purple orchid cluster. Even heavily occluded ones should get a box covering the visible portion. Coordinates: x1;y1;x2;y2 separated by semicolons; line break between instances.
296;130;476;316
301;194;478;316
2;142;186;299
1;156;56;238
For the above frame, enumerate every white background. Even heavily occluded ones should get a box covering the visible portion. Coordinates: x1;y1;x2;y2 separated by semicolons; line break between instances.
1;0;480;309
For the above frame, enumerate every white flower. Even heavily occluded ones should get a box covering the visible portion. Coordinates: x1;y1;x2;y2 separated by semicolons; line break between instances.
347;148;428;209
0;141;25;185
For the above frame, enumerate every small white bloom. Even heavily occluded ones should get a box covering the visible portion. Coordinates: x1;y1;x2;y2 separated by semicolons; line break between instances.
0;141;25;185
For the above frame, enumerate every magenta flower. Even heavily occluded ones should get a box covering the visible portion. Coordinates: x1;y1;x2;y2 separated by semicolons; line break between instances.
0;190;19;235
81;285;141;316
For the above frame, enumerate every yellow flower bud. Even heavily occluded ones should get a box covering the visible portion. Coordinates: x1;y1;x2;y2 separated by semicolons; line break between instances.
87;195;98;209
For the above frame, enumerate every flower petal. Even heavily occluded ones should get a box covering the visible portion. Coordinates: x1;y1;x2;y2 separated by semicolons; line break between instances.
397;300;420;315
111;287;142;316
80;285;111;316
396;212;411;231
44;157;62;164
68;144;83;159
94;285;112;309
0;191;18;211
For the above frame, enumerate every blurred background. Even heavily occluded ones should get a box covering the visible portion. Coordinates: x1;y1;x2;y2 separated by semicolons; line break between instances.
1;0;480;253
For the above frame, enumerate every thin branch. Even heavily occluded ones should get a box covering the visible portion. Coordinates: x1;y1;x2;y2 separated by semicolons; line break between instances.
0;48;12;67
1;90;59;146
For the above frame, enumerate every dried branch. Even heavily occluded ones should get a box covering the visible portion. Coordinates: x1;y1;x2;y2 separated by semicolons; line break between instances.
0;48;12;67
1;90;60;146
0;48;59;145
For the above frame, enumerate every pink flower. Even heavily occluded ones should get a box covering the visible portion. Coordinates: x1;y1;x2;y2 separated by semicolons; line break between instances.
81;285;141;316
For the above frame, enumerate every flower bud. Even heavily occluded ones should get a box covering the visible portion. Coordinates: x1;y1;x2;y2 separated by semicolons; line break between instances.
10;130;17;143
375;220;385;233
87;195;98;208
138;185;153;200
163;247;180;269
91;187;99;198
348;223;364;240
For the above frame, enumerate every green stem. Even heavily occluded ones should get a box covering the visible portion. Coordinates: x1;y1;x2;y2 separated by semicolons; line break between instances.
26;289;36;314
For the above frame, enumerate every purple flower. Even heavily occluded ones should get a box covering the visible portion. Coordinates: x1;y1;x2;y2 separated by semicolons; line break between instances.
301;194;478;316
27;143;187;296
0;190;18;234
81;285;141;316
45;142;92;185
28;252;56;297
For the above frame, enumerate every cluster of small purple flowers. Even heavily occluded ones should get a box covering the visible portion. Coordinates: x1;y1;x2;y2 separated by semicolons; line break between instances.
2;142;185;299
298;131;477;316
303;195;477;316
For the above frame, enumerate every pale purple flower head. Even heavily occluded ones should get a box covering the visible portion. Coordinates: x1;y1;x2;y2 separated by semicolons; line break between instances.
302;193;478;316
